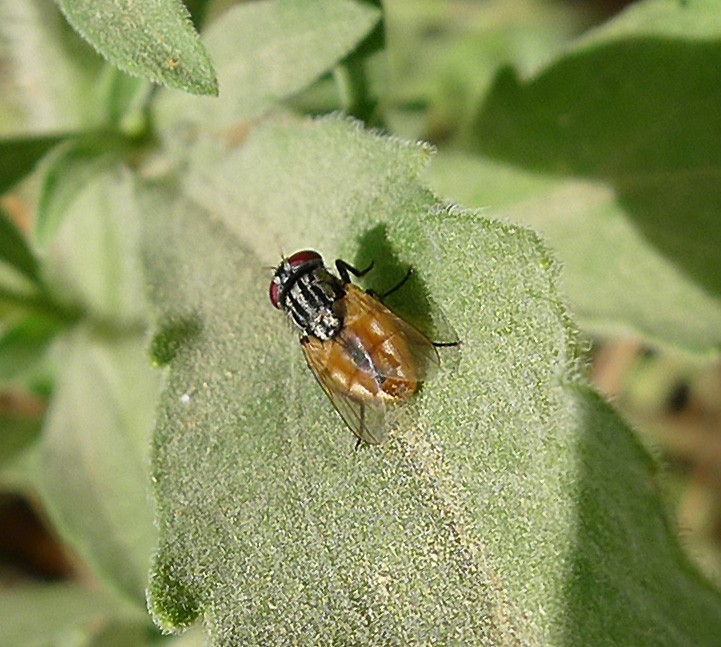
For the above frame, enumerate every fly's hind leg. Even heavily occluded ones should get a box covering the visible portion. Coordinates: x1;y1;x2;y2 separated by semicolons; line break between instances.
339;256;462;351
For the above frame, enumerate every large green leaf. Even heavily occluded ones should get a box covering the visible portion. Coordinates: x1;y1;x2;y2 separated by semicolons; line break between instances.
153;0;380;129
458;0;721;351
143;116;721;645
56;0;217;96
426;153;721;352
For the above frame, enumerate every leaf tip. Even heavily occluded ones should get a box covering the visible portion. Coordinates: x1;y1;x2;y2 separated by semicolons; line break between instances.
147;554;204;632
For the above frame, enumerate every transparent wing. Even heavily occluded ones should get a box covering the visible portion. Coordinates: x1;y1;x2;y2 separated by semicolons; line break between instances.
301;339;387;445
370;268;461;348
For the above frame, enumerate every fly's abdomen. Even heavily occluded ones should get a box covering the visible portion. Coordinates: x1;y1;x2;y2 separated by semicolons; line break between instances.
340;309;420;402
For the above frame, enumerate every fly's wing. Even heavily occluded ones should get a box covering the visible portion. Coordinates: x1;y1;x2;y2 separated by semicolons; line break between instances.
301;339;387;445
345;286;446;382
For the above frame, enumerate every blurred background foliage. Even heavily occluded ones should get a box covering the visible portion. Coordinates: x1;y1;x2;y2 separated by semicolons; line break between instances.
1;0;720;645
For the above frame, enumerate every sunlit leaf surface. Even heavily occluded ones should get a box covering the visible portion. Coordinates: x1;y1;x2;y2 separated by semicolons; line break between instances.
144;116;721;646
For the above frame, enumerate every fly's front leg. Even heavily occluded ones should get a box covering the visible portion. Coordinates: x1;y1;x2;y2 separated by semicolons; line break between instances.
336;257;412;299
335;258;374;285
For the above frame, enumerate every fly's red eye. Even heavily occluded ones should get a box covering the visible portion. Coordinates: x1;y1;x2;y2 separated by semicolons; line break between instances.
287;250;322;269
269;279;281;309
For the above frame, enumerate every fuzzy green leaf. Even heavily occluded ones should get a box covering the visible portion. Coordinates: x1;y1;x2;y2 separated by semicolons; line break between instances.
153;0;380;129
56;0;218;96
144;116;721;645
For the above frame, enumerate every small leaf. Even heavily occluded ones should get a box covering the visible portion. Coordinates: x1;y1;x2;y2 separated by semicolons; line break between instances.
153;0;381;128
143;116;721;645
0;135;67;195
56;0;218;96
0;205;41;285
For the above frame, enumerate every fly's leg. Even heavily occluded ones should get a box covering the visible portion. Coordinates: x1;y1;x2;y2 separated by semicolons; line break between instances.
376;266;461;349
354;403;366;451
335;258;374;284
376;267;412;299
337;257;414;299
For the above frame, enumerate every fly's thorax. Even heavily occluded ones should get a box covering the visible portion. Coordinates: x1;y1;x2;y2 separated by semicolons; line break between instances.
272;257;345;341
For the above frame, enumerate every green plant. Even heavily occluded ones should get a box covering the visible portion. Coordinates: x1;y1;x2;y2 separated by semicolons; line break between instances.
1;1;720;646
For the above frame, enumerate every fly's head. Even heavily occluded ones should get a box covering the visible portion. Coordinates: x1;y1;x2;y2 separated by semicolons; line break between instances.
270;250;344;340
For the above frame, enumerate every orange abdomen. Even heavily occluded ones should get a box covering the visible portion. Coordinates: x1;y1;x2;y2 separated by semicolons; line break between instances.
307;304;420;404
